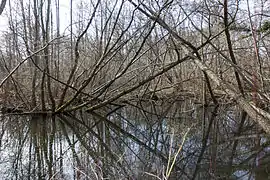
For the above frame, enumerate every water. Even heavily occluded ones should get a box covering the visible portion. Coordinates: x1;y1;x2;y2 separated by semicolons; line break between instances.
0;100;269;179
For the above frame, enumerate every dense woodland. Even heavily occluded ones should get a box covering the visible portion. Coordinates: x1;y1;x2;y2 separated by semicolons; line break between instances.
0;0;270;179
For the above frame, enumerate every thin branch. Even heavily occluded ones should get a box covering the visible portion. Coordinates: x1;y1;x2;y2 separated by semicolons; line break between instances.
0;37;63;88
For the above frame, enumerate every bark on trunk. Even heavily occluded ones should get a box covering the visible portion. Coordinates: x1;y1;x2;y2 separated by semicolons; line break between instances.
193;58;270;134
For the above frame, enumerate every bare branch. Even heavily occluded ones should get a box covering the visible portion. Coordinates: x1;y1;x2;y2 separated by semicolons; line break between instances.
0;37;63;88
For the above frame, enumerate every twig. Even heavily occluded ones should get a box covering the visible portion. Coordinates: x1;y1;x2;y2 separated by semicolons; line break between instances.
0;36;63;88
166;127;191;179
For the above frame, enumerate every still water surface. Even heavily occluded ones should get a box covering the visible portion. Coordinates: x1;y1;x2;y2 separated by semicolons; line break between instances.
0;100;269;179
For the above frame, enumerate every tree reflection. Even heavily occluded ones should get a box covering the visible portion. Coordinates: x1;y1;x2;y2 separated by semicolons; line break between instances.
0;101;269;179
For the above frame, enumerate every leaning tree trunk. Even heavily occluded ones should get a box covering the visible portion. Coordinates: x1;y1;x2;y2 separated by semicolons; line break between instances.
0;0;7;15
193;58;270;134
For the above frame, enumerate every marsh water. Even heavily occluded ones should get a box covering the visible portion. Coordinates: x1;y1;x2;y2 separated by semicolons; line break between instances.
0;99;269;180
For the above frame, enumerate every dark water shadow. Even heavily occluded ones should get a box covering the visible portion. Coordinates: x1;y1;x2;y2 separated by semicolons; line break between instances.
0;101;269;179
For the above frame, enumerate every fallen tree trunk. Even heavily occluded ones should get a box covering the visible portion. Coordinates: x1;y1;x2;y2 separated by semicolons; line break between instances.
193;58;270;134
128;0;270;134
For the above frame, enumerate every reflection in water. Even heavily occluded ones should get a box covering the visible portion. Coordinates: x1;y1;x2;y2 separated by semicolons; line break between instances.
0;101;269;179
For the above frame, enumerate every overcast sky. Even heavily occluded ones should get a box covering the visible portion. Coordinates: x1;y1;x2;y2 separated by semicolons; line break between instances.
0;0;263;34
0;0;73;33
